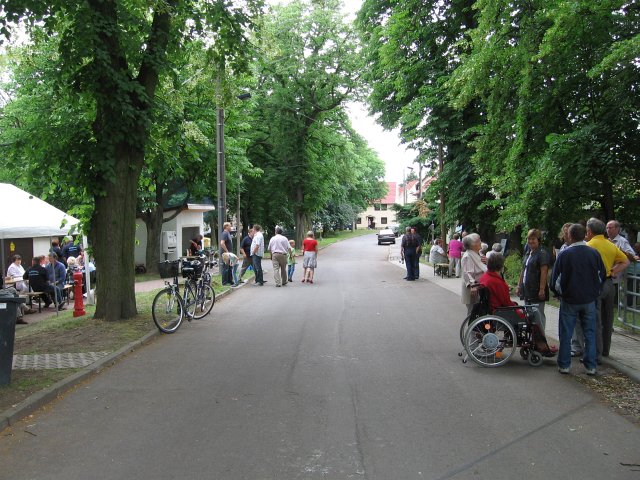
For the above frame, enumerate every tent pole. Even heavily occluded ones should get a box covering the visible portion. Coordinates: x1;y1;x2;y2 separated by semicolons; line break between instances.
1;239;5;278
82;235;94;305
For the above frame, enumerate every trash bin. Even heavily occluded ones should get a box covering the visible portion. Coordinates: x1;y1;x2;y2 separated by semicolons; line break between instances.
0;296;26;386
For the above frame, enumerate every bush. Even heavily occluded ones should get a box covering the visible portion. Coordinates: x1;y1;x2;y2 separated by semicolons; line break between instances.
503;253;522;288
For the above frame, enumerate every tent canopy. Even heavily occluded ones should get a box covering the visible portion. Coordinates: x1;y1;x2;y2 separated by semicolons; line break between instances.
0;183;80;240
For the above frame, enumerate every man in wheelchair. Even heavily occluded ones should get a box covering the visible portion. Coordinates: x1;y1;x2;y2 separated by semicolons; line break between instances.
478;254;556;356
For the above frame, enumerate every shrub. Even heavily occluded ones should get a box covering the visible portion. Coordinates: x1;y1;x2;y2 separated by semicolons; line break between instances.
503;252;522;288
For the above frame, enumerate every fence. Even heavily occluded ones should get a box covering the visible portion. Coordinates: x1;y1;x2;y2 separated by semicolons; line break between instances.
618;263;640;332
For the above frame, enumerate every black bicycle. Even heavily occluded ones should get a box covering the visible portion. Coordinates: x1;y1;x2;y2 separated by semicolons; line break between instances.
184;258;216;320
152;259;215;333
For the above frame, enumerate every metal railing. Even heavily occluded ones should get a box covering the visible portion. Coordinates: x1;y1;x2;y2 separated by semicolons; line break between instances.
617;263;640;332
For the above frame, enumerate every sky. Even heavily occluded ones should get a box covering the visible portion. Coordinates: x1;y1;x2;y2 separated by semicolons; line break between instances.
267;0;419;184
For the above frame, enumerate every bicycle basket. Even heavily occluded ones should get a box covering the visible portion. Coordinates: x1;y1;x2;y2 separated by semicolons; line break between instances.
181;260;203;278
159;260;180;279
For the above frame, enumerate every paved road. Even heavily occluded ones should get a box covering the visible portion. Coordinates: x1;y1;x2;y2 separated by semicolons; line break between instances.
1;235;638;479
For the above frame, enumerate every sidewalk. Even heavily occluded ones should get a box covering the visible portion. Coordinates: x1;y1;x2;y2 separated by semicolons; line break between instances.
389;244;640;382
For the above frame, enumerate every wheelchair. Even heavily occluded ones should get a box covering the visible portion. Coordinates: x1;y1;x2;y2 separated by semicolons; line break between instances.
458;285;555;367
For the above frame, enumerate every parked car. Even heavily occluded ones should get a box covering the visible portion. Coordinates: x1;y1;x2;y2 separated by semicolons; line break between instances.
377;228;396;245
388;224;400;237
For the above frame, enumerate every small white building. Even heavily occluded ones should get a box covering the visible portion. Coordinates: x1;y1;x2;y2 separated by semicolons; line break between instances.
355;177;437;230
356;182;401;230
135;203;215;266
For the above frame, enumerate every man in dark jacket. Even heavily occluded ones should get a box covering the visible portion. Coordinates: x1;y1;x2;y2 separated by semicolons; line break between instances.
24;256;52;307
401;227;418;281
551;224;605;375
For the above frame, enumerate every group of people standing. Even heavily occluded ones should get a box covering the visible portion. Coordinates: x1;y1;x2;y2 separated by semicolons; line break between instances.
456;218;635;376
219;224;319;288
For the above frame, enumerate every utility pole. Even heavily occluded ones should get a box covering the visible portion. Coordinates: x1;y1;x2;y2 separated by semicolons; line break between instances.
216;70;226;261
236;174;242;258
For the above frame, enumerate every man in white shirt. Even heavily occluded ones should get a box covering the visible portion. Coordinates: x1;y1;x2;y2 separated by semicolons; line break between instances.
429;239;447;264
250;224;265;286
268;227;290;287
606;220;637;261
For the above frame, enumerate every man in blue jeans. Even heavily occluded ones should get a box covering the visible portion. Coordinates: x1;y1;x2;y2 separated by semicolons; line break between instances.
250;224;265;286
551;223;605;375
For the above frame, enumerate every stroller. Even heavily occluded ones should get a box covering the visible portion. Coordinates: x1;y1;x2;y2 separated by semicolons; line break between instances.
458;285;556;367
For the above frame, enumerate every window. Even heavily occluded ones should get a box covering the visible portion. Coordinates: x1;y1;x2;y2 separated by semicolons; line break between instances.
381;204;388;211
373;204;381;211
356;217;362;224
381;217;387;224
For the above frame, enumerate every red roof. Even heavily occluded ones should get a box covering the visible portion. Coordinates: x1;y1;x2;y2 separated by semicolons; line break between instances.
379;182;397;204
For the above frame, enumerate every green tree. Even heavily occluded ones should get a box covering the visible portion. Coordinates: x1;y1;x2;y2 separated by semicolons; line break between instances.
357;0;494;241
0;1;261;320
449;0;639;235
247;0;366;246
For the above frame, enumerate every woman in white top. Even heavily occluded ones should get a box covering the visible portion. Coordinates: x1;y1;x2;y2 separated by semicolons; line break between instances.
461;233;487;315
6;254;27;292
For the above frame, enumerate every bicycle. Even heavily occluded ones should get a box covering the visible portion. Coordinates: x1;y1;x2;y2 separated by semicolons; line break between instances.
183;258;216;320
152;259;215;333
152;260;186;333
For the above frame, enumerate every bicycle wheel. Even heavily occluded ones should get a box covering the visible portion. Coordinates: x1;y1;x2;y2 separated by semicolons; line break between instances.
182;281;198;320
152;287;184;333
193;283;215;319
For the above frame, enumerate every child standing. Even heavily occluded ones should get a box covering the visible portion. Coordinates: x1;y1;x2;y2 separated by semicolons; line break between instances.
287;240;296;282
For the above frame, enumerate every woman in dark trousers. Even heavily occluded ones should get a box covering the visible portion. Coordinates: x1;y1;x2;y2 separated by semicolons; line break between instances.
516;228;550;329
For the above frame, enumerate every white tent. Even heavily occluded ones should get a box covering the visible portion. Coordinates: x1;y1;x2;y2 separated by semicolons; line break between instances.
0;183;80;239
0;184;92;307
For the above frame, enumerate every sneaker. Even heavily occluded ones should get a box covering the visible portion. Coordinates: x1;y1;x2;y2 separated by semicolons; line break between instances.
558;367;570;374
585;368;597;376
570;351;582;357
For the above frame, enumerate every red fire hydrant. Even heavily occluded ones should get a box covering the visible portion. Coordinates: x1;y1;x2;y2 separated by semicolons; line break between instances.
73;271;86;317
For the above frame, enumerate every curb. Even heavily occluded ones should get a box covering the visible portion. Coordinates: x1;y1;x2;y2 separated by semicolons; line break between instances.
601;357;640;384
0;330;159;432
0;285;235;431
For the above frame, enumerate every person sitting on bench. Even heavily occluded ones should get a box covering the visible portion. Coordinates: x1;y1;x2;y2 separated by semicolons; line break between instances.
24;256;53;308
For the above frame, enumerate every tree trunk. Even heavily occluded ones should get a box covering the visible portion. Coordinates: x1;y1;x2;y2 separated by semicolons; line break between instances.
601;179;615;221
294;185;307;247
141;182;166;275
93;151;143;321
143;207;164;275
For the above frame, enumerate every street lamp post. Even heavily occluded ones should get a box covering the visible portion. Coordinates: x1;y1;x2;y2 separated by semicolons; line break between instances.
216;90;251;262
216;103;226;260
236;174;242;258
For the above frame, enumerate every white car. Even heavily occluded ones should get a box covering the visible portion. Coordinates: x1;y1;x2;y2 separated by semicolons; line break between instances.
377;228;396;245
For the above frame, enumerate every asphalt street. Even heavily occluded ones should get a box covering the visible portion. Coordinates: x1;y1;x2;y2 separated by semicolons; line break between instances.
1;234;639;479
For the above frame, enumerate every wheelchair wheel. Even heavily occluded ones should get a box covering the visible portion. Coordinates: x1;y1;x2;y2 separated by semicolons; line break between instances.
459;316;473;346
527;351;544;367
464;315;517;367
